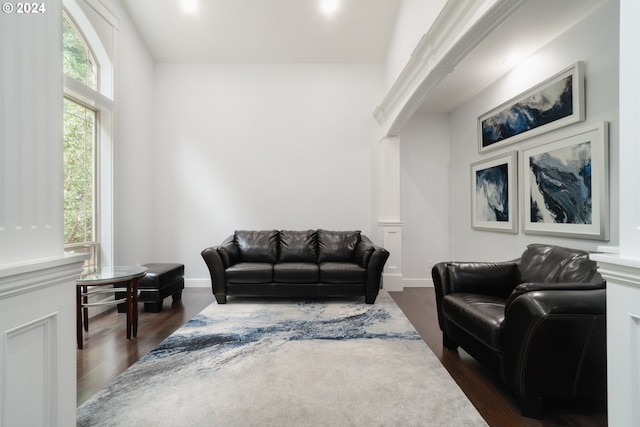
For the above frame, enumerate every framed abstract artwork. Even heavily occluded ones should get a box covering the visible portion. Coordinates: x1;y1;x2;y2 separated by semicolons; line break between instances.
478;61;585;153
521;122;609;240
471;151;517;233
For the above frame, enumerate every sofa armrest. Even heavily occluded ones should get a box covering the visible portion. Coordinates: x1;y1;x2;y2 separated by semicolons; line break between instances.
501;289;606;401
365;244;389;297
201;245;228;299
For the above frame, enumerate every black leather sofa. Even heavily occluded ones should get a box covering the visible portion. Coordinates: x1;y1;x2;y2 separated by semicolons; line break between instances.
432;244;606;418
201;229;389;304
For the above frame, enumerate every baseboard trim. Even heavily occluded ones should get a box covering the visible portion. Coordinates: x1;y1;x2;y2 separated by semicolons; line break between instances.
185;278;210;288
403;278;433;288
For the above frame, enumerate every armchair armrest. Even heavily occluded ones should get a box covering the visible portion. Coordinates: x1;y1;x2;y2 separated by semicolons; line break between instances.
432;261;519;338
501;289;606;401
432;261;519;297
505;280;606;309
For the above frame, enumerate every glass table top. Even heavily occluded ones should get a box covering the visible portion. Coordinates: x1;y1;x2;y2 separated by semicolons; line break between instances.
77;266;147;284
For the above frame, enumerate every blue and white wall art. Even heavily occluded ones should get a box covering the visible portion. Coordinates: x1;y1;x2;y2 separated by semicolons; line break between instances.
478;62;585;153
471;152;517;233
529;141;592;224
522;122;609;240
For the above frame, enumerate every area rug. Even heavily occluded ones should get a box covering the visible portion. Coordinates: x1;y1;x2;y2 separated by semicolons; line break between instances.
77;291;487;426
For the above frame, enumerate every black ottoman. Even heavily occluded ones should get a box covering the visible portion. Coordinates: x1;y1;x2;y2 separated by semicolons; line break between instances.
118;263;185;313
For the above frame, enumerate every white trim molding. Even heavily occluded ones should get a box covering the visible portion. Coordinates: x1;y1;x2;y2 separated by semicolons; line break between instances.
374;0;527;136
379;220;403;291
0;254;87;427
591;250;640;427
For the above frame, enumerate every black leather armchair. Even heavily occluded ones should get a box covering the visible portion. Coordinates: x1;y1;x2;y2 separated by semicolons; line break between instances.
432;244;606;418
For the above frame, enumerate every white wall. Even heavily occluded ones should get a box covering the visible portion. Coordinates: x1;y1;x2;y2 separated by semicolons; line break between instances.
153;64;383;283
447;0;619;261
399;113;450;283
105;0;157;267
1;1;64;266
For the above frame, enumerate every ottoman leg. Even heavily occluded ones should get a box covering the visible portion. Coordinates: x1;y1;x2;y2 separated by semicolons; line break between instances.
144;301;162;313
172;289;182;302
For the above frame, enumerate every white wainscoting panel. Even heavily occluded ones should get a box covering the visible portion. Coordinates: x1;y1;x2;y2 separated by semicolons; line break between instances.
0;255;86;427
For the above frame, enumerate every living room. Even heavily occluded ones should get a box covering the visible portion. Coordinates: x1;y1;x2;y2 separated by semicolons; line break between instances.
3;0;640;425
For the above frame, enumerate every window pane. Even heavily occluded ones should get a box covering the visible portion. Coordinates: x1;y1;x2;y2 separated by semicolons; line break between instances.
63;98;96;248
63;15;97;90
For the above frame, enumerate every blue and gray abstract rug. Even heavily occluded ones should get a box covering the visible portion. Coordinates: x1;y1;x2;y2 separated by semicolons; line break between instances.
77;291;487;426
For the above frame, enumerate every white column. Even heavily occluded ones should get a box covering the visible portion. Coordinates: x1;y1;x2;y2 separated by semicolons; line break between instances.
378;137;403;291
590;0;640;425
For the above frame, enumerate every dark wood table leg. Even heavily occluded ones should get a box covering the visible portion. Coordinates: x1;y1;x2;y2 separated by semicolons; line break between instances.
76;285;83;349
131;276;140;337
82;285;89;332
125;279;132;339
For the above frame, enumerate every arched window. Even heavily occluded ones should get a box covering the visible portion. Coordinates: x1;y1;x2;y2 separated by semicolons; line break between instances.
62;9;113;268
63;15;97;90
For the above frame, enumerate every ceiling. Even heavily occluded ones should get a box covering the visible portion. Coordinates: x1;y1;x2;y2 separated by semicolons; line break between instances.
123;0;608;113
122;0;403;63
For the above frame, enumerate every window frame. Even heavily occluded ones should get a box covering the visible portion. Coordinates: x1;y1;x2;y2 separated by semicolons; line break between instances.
63;8;115;268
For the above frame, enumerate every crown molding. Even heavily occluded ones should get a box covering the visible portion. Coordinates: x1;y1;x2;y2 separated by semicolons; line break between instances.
374;0;527;136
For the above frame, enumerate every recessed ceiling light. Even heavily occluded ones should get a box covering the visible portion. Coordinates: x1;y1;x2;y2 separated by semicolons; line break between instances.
181;0;197;14
320;0;340;16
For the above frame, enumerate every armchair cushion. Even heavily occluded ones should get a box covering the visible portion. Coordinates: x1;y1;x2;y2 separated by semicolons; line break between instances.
518;243;600;283
442;293;506;352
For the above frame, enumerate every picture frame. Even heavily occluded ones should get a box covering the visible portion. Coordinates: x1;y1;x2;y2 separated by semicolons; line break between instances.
471;151;518;233
521;122;609;240
478;61;585;153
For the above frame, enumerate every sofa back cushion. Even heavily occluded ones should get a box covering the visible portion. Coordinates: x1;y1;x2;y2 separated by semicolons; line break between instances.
235;230;279;263
317;229;360;262
519;244;602;284
279;230;317;262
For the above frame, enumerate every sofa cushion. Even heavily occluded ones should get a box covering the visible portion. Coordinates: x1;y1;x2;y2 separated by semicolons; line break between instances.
235;230;279;263
225;262;273;284
319;262;366;284
317;229;360;262
279;230;317;262
442;293;506;352
273;263;319;283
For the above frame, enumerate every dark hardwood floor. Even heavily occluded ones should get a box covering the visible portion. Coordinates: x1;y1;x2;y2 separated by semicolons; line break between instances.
76;287;215;405
77;287;607;426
